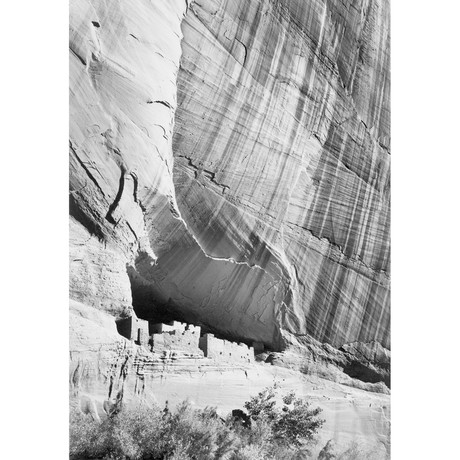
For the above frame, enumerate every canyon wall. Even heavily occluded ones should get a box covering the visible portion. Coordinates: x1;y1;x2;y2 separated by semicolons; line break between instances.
69;0;390;415
166;0;391;351
70;0;190;316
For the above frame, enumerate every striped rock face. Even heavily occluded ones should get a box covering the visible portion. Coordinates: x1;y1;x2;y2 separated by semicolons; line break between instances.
69;0;390;366
148;0;390;352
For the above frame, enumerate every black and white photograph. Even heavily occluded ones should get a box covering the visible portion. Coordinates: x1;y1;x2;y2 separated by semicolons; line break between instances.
68;0;390;458
5;1;460;459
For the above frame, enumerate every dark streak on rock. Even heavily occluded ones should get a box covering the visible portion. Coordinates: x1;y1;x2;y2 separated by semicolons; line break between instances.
126;221;138;240
106;168;126;224
70;47;86;67
286;221;389;283
108;375;114;398
147;100;173;109
69;193;105;241
178;155;230;193
130;172;139;203
235;38;248;66
70;141;105;197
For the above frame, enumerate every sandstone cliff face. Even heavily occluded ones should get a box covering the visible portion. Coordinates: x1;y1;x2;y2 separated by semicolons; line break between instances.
128;0;390;353
70;0;189;314
69;0;390;388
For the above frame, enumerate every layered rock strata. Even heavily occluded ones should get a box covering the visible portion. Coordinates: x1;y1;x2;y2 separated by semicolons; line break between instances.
109;0;390;355
70;299;390;457
70;0;190;315
69;0;390;426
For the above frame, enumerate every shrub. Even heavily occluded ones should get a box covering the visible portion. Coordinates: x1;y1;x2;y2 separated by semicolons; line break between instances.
232;443;266;460
70;401;238;459
161;402;238;459
69;409;105;458
69;387;324;460
244;385;325;449
274;390;324;447
244;386;278;422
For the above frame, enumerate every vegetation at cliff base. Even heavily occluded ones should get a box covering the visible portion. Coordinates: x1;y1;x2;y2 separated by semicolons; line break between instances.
69;386;325;459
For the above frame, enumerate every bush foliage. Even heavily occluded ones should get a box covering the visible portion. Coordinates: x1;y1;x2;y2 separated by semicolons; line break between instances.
70;385;325;460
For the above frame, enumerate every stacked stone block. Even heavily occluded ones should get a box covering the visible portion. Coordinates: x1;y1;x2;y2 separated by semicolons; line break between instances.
116;313;150;346
198;334;254;363
150;322;202;354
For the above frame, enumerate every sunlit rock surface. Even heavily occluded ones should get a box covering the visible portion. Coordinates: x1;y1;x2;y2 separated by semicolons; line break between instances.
70;300;390;457
70;0;390;352
135;0;391;354
69;0;190;314
69;0;390;453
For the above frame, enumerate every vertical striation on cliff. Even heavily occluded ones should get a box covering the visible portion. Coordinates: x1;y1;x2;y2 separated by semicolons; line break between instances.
69;2;391;453
69;0;390;367
154;0;390;351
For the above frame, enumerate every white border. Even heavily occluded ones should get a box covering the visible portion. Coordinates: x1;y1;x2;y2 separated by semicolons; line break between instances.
392;1;460;459
2;1;69;458
3;1;459;458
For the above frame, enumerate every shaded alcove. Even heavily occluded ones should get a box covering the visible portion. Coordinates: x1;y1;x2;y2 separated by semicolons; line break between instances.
342;360;391;389
126;264;267;351
126;264;187;324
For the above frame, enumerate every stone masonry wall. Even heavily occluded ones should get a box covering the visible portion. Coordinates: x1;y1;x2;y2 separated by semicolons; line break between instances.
151;323;202;354
199;334;254;364
149;321;186;335
116;315;150;346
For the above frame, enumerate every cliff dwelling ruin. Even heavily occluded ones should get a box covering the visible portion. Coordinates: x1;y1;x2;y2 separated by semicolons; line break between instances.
116;313;263;365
